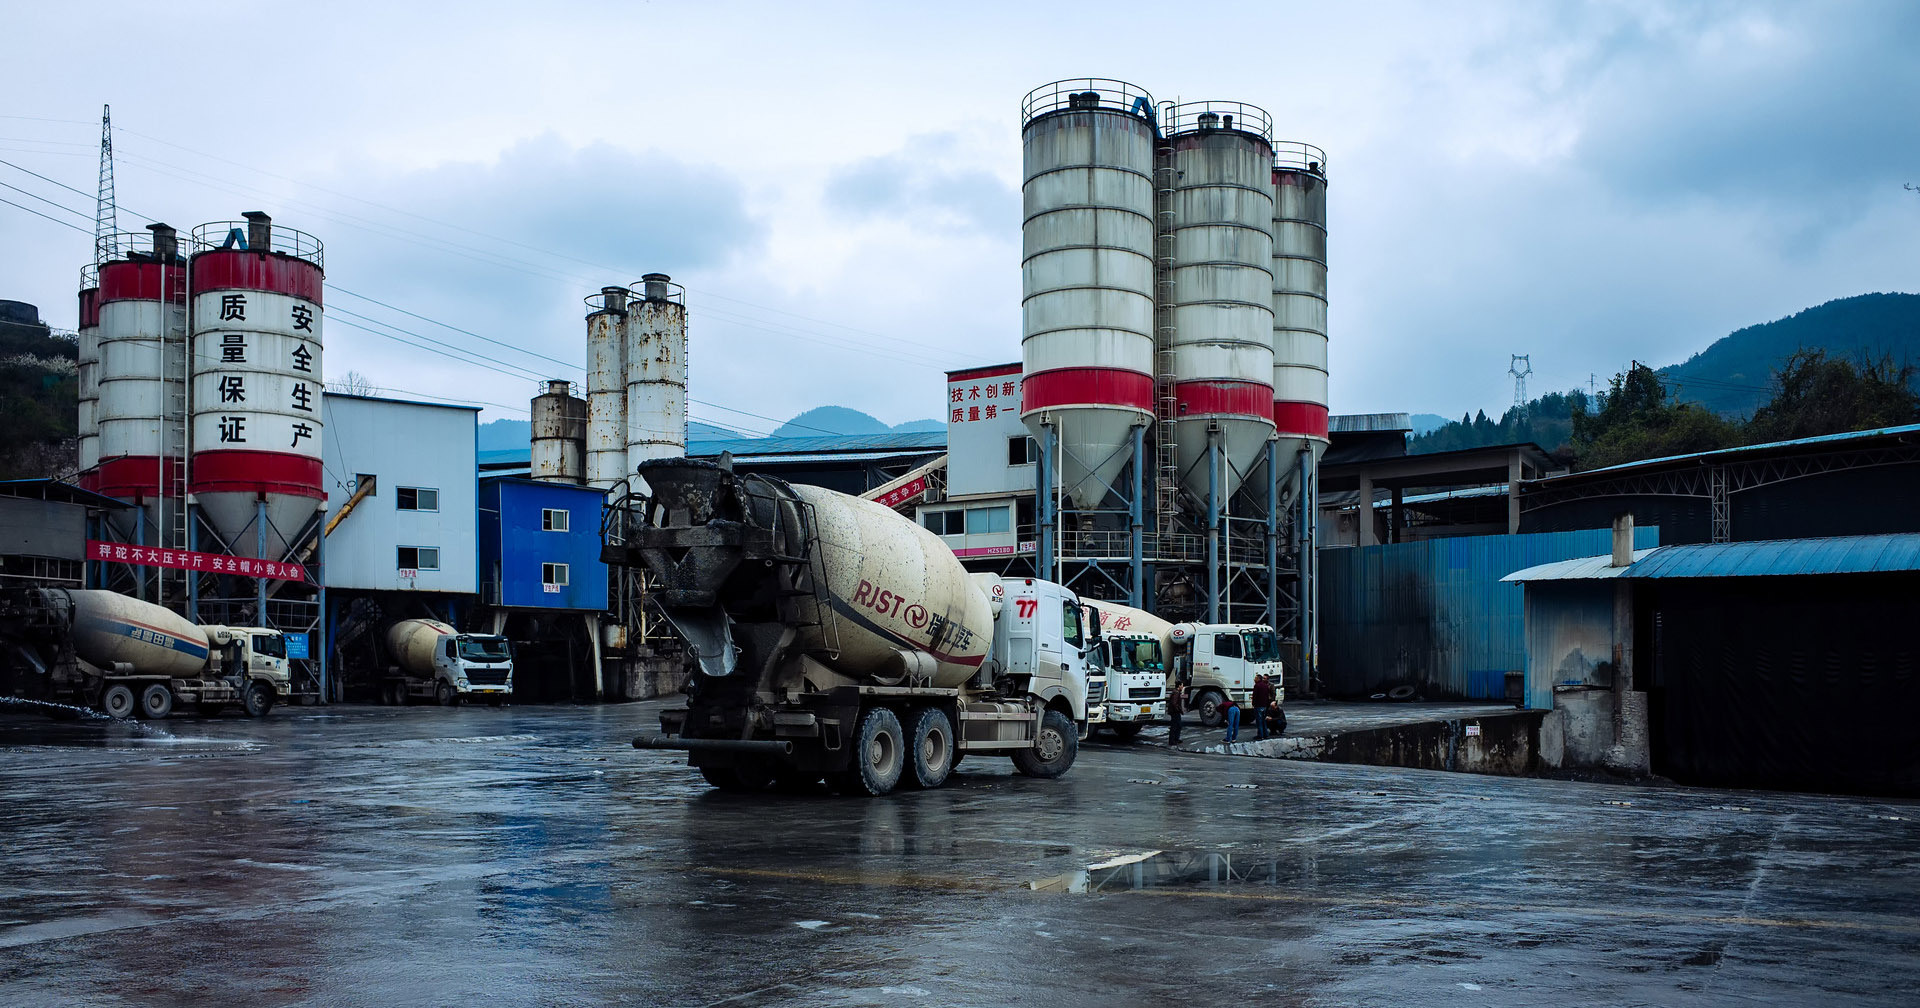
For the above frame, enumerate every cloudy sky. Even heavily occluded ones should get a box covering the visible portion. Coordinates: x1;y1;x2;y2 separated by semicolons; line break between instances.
2;1;1915;434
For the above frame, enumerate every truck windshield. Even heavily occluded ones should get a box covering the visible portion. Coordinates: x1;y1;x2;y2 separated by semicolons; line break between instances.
458;637;512;661
1243;630;1279;663
1113;640;1162;672
251;634;285;659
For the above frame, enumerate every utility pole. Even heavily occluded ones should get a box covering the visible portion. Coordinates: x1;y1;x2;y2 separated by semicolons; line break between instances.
95;105;114;260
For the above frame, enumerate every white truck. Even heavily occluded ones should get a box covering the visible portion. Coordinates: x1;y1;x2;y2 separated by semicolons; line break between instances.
1168;622;1287;730
379;619;514;706
1082;599;1170;740
607;457;1099;796
0;587;288;718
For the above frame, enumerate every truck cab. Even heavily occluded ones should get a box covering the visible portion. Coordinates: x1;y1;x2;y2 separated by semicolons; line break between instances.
990;577;1097;735
434;634;514;702
204;626;292;696
1169;623;1285;727
1097;633;1168;737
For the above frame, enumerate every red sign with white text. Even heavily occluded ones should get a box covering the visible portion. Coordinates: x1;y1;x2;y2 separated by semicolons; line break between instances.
869;476;929;510
87;539;308;582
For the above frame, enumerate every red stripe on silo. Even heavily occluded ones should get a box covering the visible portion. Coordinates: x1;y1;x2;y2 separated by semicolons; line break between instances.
1020;368;1155;414
190;250;324;304
98;262;186;303
1272;402;1330;438
76;469;100;493
189;451;324;498
92;455;185;498
78;288;100;328
1172;380;1274;421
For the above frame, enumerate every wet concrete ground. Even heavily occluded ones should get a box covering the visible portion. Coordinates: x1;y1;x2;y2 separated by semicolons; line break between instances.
2;701;1916;1007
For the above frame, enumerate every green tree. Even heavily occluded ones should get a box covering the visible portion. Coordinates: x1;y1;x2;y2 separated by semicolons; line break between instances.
1572;363;1740;469
1743;350;1920;444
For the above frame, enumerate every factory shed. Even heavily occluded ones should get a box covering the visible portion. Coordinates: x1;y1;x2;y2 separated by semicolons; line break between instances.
1519;424;1920;544
1506;533;1920;797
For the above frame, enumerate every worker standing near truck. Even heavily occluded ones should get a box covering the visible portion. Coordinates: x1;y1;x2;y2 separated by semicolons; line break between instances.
1168;680;1186;746
1252;673;1276;739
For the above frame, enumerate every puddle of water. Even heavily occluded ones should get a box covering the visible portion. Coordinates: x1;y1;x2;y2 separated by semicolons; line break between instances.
1029;849;1294;893
0;696;192;747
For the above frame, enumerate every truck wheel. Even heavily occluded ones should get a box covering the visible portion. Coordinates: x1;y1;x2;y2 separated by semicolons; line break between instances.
1194;689;1226;728
137;684;174;720
242;682;275;718
1012;709;1078;778
843;707;905;796
437;682;458;706
1111;722;1143;742
390;682;410;706
906;707;955;789
101;684;135;719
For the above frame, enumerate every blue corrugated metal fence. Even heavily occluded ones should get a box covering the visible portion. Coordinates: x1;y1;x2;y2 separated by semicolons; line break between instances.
1318;526;1659;703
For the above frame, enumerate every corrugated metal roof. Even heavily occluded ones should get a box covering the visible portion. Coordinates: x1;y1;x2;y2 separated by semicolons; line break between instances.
1541;423;1920;481
1505;534;1920;582
1330;412;1413;433
1502;549;1659;582
1630;534;1920;579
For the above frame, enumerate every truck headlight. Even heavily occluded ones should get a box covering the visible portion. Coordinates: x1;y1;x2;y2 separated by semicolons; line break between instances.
457;678;469;689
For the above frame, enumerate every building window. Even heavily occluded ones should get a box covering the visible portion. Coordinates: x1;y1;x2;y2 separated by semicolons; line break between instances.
397;546;440;570
542;508;569;532
921;509;964;536
1008;436;1038;466
396;487;439;512
542;562;569;587
965;505;1010;534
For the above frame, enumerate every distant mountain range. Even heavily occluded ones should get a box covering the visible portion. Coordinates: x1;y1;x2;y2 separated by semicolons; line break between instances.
1407;292;1920;457
1658;292;1920;417
476;406;941;452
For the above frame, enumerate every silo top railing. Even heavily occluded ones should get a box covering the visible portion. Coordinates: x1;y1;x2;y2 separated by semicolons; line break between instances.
1021;78;1158;128
629;277;685;306
1273;141;1329;174
190;221;324;269
80;262;99;291
96;231;187;264
1161;100;1274;143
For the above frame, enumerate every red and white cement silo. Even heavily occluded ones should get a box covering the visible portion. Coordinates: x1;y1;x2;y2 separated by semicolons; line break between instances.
1019;80;1160;508
93;224;188;534
187;213;325;558
1163;101;1278;501
1270;144;1330;462
76;265;102;484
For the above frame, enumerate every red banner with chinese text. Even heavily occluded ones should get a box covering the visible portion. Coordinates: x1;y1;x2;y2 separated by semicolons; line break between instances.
86;540;309;582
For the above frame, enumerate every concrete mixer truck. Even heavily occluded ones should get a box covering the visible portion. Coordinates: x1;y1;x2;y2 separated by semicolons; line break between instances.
377;619;514;706
605;457;1099;796
1082;600;1171;740
0;587;288;718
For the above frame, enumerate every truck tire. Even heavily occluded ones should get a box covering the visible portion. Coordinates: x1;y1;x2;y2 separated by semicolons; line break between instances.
1194;689;1226;728
137;683;174;720
905;707;955;789
242;682;275;718
390;682;410;706
840;707;905;796
1110;722;1143;742
437;682;458;706
1012;709;1078;778
101;683;135;719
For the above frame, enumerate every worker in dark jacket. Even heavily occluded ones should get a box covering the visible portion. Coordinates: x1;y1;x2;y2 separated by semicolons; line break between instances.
1252;674;1276;740
1167;681;1186;746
